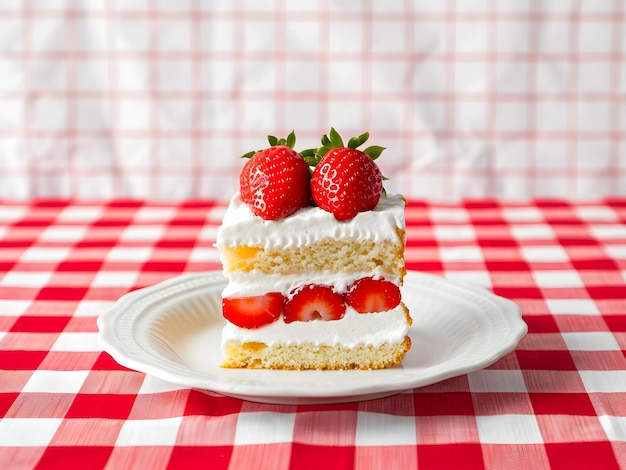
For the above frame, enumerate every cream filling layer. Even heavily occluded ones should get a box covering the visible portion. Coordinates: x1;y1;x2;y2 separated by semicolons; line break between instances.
221;305;409;349
221;269;400;298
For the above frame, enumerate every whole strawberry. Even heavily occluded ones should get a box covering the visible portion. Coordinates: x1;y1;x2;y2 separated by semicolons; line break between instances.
307;128;385;221
240;132;311;221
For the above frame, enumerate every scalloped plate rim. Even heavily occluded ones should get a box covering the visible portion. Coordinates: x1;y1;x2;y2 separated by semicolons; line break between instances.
97;270;527;404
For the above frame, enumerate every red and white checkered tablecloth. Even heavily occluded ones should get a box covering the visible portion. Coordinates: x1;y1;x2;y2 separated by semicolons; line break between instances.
1;198;626;469
0;2;625;200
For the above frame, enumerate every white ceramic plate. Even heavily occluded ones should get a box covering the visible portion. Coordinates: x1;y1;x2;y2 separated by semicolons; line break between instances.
97;271;526;405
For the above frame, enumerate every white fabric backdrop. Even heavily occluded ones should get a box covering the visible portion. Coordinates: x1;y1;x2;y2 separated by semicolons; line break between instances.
0;0;624;200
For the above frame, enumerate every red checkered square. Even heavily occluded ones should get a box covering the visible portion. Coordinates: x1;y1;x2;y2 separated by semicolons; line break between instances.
522;315;560;333
65;394;137;420
517;350;578;371
168;446;233;470
35;286;89;302
412;391;476;416
545;442;621;470
417;443;484;470
292;444;356;470
0;392;18;416
529;392;597;416
0;350;48;370
605;315;626;332
10;315;70;333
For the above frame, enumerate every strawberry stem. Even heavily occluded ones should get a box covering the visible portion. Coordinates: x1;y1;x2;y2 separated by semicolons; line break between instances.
301;128;384;165
241;131;297;158
242;129;386;165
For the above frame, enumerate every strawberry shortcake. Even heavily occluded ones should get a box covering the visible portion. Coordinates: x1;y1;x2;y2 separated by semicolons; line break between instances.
215;129;412;370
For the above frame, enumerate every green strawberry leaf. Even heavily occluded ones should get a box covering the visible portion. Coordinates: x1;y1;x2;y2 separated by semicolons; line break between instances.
347;132;369;149
303;156;320;166
356;132;369;147
329;127;344;148
241;150;258;159
347;137;359;148
300;148;321;166
244;131;298;159
309;128;386;166
285;130;296;149
267;131;297;148
317;144;333;158
363;145;385;160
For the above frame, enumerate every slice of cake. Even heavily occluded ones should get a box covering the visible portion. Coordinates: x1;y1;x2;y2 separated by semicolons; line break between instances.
216;129;412;370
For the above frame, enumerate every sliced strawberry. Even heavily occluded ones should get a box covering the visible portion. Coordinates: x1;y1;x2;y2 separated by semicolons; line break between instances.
240;132;311;221
283;284;346;323
222;293;285;329
345;277;401;313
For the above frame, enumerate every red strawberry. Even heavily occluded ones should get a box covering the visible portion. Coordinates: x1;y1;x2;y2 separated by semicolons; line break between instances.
345;277;401;313
307;129;384;221
240;132;310;221
222;293;285;329
283;284;346;323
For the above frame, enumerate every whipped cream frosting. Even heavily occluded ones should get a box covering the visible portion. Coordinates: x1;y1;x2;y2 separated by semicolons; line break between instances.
221;269;401;298
221;305;409;348
216;192;406;250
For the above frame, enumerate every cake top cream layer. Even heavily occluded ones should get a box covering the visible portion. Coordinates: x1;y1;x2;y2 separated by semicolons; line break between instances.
216;192;406;250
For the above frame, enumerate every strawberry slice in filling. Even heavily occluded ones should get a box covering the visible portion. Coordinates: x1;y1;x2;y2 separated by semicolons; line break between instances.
345;277;401;313
222;293;285;329
283;284;346;323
